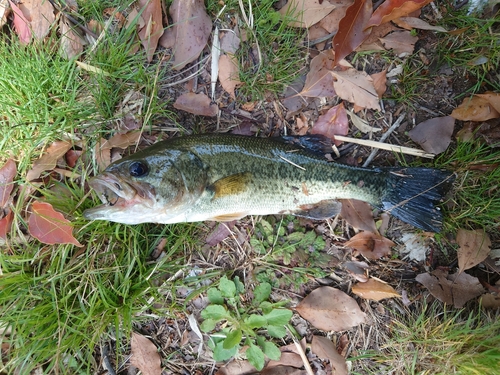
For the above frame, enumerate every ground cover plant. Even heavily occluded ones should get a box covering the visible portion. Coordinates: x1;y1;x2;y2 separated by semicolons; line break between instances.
0;0;499;374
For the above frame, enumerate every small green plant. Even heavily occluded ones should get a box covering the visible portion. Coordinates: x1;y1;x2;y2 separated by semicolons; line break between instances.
200;276;292;370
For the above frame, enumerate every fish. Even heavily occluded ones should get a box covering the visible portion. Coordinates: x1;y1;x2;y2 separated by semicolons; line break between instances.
83;134;454;232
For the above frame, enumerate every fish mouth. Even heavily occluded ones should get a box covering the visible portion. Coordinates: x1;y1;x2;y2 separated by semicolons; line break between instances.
83;173;155;220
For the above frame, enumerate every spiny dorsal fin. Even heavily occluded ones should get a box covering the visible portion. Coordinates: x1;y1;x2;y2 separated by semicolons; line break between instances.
210;172;252;199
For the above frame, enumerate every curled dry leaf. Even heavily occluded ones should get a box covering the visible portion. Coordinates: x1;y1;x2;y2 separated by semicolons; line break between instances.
457;228;491;273
347;110;381;133
299;50;337;98
311;335;348;375
278;0;336;28
173;92;218;117
130;332;161;375
332;68;381;110
339;199;377;232
345;231;394;259
415;269;485;308
367;0;433;28
408;116;455;154
295;286;366;331
218;54;242;99
351;278;401;301
451;95;500;121
27;141;73;181
136;0;164;62
28;201;83;247
310;102;349;146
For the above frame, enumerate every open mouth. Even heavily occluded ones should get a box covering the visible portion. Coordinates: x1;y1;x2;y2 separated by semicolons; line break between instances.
88;173;137;208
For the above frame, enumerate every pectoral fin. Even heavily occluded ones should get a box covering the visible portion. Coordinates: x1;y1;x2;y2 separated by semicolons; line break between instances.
210;172;252;199
293;199;342;220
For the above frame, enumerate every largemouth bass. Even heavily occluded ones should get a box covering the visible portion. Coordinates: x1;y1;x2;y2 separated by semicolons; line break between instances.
84;134;453;232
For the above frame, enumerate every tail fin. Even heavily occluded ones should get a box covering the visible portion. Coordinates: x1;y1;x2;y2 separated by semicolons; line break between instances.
380;168;454;232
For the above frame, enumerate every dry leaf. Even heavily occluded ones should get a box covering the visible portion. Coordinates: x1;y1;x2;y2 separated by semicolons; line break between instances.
173;92;218;116
457;228;491;272
0;211;13;239
347;110;382;133
94;132;142;171
220;30;240;54
27;141;73;181
19;0;55;40
393;16;447;32
299;51;337;98
0;159;16;207
380;30;418;55
339;199;377;232
311;336;348;375
408;116;455;154
415;269;485;308
310;102;349;146
451;95;500;121
480;294;500;309
9;0;31;44
0;0;9;28
266;352;303;369
475;92;500;113
28;201;83;247
367;0;433;27
219;54;242;99
59;15;84;59
351;278;401;301
345;231;394;259
332;69;381;110
216;359;257;375
400;232;431;262
137;0;164;62
163;0;212;70
130;332;161;375
318;1;352;34
295;286;366;331
279;0;336;28
371;70;387;98
260;366;306;375
344;260;369;282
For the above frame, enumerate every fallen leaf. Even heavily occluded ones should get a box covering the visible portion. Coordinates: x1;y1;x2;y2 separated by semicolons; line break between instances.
19;0;55;40
27;141;73;181
0;159;16;207
206;222;236;246
367;0;433;28
451;95;500;121
351;278;401;301
480;294;500;309
408;116;455;154
219;54;242;99
9;0;31;44
347;110;382;133
282;75;309;114
344;260;369;282
137;0;164;62
311;335;348;375
266;351;303;369
415;269;485;308
162;0;212;70
333;0;372;66
299;51;337;98
339;199;377;232
310;102;349;146
220;30;240;54
357;21;396;51
399;232;431;262
279;0;336;28
0;0;9;28
380;30;418;55
260;366;305;375
345;231;394;259
173;92;218;116
59;15;84;59
393;16;447;32
28;201;82;247
332;68;381;110
0;211;12;239
94;132;142;171
371;69;387;98
295;286;366;331
130;332;161;375
475;92;500;113
457;229;491;272
318;1;352;34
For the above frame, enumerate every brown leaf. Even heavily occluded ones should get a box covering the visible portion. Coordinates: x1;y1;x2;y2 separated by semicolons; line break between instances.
475;92;500;113
351;278;401;301
162;0;212;70
299;50;337;98
137;0;164;62
344;260;369;282
345;231;394;259
0;211;13;239
371;70;387;98
311;336;348;375
94;132;142;171
266;352;303;369
9;0;31;44
19;0;55;40
278;0;336;28
216;360;257;375
0;159;16;207
260;366;306;375
28;201;83;247
318;1;352;34
339;199;377;232
367;0;433;28
219;54;242;99
331;68;381;110
457;229;491;273
295;286;366;331
480;294;500;309
59;15;84;59
27;141;73;181
130;332;161;375
393;16;447;32
333;0;372;66
174;92;218;116
379;30;418;55
451;94;500;121
408;116;455;154
415;269;485;308
311;102;349;146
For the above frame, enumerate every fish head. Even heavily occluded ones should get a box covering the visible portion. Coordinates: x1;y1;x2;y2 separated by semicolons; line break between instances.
83;149;208;224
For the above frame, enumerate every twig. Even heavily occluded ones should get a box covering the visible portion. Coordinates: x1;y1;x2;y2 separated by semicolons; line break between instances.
362;113;405;167
333;135;435;159
286;327;315;375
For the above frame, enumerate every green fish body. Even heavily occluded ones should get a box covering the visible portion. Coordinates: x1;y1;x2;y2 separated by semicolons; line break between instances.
84;134;453;231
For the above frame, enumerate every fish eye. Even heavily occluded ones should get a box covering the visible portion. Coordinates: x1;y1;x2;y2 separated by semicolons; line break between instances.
129;161;148;177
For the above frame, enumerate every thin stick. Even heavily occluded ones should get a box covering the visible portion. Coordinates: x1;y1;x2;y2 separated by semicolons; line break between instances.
334;135;435;159
286;328;315;375
362;113;405;167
